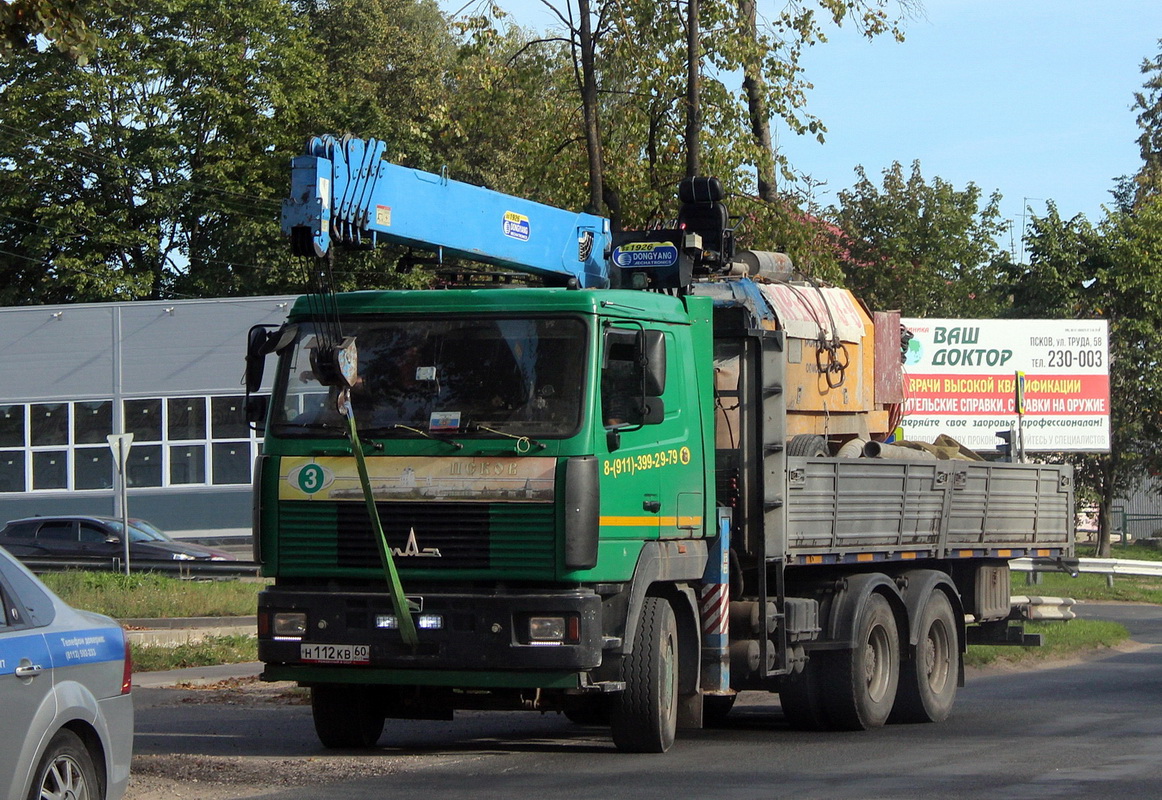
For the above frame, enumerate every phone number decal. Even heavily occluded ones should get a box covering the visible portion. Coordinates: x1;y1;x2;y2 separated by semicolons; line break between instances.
604;447;691;477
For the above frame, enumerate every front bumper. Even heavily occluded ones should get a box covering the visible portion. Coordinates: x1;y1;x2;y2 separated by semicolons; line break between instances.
258;587;604;673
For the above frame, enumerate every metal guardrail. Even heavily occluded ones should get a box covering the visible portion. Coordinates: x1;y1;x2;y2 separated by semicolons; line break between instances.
19;555;261;578
1011;556;1162;579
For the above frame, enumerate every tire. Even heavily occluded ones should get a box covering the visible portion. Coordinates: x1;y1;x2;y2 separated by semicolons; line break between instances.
778;657;829;731
787;434;829;457
311;684;385;748
27;729;99;800
891;590;959;723
822;593;900;730
611;596;679;753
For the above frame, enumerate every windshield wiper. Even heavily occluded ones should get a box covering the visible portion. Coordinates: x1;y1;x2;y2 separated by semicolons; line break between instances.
470;423;547;452
387;423;463;450
275;421;347;434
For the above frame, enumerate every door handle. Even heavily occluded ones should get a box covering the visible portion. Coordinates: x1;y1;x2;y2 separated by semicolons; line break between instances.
642;500;661;513
15;664;44;679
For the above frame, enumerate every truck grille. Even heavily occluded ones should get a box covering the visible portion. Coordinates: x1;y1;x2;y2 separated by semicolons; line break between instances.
277;500;557;575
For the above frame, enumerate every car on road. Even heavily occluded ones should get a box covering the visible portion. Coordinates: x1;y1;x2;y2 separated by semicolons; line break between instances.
0;545;133;800
0;515;235;563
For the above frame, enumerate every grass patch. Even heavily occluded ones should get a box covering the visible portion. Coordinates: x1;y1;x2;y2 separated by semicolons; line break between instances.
1016;570;1162;604
1079;542;1162;561
966;619;1129;668
131;634;258;673
41;571;263;619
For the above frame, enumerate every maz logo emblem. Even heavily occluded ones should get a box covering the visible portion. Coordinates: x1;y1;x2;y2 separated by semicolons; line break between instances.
392;528;442;558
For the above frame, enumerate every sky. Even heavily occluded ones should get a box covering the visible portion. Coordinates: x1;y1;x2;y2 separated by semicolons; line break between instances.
445;0;1162;250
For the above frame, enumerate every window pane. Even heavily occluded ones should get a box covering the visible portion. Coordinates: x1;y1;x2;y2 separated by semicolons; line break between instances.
30;403;68;446
75;447;113;490
32;451;67;489
170;444;206;484
168;397;206;440
74;401;112;444
79;523;107;543
124;399;163;441
38;521;74;540
0;405;24;447
126;444;162;487
212;442;250;484
212;396;249;439
0;452;24;492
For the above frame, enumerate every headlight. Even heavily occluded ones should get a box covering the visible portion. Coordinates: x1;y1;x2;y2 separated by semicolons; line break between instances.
376;613;443;630
273;612;307;638
171;552;197;561
529;616;566;644
526;615;580;646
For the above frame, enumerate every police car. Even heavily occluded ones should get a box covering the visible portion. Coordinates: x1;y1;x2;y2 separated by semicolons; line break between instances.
0;547;133;800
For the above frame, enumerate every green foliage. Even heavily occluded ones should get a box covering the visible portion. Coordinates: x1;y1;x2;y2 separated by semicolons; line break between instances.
1006;195;1162;553
131;634;257;672
0;0;106;63
0;0;322;302
1133;40;1162;201
829;161;1012;316
40;571;262;619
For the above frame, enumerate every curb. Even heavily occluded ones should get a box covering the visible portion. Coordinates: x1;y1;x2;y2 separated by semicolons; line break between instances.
122;615;256;647
133;661;265;689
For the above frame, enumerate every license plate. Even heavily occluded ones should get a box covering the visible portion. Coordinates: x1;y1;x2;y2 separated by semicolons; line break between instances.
300;643;370;664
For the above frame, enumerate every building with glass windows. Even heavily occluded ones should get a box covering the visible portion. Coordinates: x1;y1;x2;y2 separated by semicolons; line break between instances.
0;296;294;537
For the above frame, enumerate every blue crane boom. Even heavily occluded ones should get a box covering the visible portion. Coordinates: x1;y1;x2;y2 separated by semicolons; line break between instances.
281;135;613;288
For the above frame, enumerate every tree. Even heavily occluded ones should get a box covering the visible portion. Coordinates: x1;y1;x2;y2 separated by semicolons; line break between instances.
0;0;468;303
828;161;1011;317
0;0;105;63
1132;39;1162;201
1008;198;1162;557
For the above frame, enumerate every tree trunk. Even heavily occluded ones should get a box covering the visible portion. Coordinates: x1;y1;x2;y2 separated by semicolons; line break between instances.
1096;456;1114;558
739;0;777;202
685;0;700;178
578;0;603;214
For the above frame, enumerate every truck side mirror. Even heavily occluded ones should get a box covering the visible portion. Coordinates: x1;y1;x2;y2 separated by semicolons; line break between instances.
245;325;273;394
639;330;666;397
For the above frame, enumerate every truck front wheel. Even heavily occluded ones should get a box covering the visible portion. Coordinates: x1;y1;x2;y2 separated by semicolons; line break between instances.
611;596;679;753
311;684;385;748
891;590;959;723
823;592;900;730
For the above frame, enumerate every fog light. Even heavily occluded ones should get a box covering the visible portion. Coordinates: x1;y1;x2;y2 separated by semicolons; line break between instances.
272;612;307;638
529;616;566;643
417;614;443;630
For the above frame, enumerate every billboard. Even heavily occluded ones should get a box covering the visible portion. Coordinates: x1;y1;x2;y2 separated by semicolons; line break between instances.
898;319;1110;452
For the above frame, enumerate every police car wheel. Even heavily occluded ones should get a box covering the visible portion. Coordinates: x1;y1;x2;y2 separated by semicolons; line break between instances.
27;729;99;800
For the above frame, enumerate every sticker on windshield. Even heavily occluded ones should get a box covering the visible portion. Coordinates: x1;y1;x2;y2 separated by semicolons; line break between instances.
429;411;461;432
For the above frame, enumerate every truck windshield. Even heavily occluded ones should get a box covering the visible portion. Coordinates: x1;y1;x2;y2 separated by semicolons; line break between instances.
271;316;588;438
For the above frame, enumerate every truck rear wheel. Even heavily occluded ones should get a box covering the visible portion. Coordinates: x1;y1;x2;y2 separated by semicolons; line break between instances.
611;596;679;753
311;684;385;748
823;592;899;730
891;590;959;723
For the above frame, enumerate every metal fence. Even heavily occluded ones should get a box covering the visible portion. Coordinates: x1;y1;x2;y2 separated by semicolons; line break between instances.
1012;556;1162;579
19;555;261;578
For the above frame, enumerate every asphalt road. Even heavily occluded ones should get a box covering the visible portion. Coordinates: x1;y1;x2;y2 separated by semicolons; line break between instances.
130;602;1162;800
